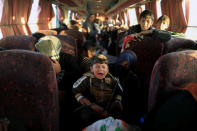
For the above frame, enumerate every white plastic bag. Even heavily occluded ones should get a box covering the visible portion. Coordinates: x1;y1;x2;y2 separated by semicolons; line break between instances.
83;116;131;131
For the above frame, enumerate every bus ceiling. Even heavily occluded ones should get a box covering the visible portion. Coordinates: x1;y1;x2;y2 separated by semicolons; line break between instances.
50;0;149;16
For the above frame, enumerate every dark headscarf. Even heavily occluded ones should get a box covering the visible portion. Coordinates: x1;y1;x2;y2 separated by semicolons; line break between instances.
115;50;137;69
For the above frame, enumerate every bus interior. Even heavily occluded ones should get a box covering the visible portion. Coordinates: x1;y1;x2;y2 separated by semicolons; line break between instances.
0;0;197;131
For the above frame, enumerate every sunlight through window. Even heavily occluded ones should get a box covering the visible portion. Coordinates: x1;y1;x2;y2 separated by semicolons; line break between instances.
50;4;57;29
0;29;3;39
141;5;145;11
0;0;4;21
124;12;128;27
185;0;197;40
21;17;28;35
0;0;4;39
28;0;39;33
156;0;162;18
128;8;138;26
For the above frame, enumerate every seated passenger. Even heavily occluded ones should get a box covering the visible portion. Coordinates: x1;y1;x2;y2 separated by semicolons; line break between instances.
51;21;68;34
68;20;81;31
79;40;97;73
73;54;123;129
35;35;62;75
122;10;171;51
156;15;185;38
109;51;142;125
156;15;170;31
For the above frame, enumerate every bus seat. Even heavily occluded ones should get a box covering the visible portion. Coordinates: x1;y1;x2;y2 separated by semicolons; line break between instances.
149;50;197;111
59;29;84;52
37;30;57;35
55;35;77;57
127;36;163;79
0;35;36;51
0;50;59;131
125;36;164;116
145;50;197;131
163;37;197;54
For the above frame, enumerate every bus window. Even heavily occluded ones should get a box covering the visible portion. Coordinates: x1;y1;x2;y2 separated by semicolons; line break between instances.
0;0;4;39
128;8;138;26
0;29;2;39
185;0;197;40
141;4;145;12
156;0;162;19
28;0;39;33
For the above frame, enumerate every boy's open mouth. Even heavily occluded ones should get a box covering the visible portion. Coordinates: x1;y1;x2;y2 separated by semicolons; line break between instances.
98;73;104;76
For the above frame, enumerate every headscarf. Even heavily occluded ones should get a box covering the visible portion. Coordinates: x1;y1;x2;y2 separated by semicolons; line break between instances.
115;50;137;69
35;36;62;60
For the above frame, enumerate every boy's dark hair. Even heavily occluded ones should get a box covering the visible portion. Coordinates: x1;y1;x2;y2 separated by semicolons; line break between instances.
83;40;97;51
91;54;108;65
139;10;154;21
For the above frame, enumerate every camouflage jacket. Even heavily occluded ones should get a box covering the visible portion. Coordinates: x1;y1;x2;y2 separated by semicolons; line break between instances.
73;72;123;108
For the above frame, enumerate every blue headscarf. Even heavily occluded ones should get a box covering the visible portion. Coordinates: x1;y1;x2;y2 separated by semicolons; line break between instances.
115;51;137;69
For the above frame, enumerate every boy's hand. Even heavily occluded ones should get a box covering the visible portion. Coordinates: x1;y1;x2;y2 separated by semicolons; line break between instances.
133;30;153;41
133;33;143;41
51;59;61;74
140;30;153;36
91;104;104;113
91;104;108;117
79;97;91;105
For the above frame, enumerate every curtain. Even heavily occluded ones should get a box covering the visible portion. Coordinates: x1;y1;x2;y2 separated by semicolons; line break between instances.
0;0;15;36
126;10;130;27
57;6;65;23
118;11;125;25
135;6;142;23
12;0;33;35
185;0;190;26
0;0;33;37
145;0;157;26
120;11;125;25
161;0;188;33
37;0;54;30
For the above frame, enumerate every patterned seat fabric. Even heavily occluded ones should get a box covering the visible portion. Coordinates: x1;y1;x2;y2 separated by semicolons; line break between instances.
149;50;197;111
127;36;163;79
0;50;59;131
59;29;84;53
0;35;37;51
163;37;197;54
55;35;77;57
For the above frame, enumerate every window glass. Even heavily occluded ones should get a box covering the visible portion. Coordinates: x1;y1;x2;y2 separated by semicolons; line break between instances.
185;0;197;40
28;0;39;33
156;0;162;18
0;0;4;39
141;5;145;11
128;8;138;26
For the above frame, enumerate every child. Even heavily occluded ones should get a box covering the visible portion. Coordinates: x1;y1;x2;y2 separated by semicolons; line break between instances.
156;15;185;38
73;54;123;128
156;15;170;31
122;10;171;51
79;40;98;73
